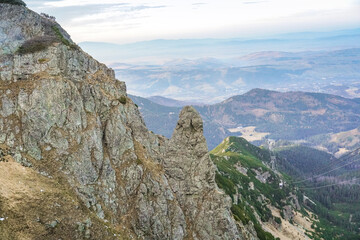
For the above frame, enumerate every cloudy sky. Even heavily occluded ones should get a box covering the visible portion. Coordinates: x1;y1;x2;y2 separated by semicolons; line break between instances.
26;0;360;44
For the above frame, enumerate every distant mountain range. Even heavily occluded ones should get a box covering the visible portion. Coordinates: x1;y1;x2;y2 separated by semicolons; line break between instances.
79;28;360;64
112;48;360;103
147;96;203;107
130;89;360;152
78;28;360;103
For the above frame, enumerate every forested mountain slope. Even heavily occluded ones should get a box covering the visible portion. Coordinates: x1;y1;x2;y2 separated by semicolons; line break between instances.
131;89;360;150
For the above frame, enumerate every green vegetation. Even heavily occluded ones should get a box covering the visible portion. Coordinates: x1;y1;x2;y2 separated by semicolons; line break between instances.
215;173;236;196
275;145;336;177
17;24;78;55
51;26;79;50
254;224;278;240
0;0;26;6
38;58;49;64
119;96;127;105
231;203;277;240
302;184;360;239
275;145;360;239
17;36;57;55
211;137;292;240
212;135;360;239
51;26;71;47
212;137;289;207
231;204;250;224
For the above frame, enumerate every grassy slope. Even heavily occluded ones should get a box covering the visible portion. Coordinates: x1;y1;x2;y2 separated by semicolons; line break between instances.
0;147;127;240
274;145;336;177
211;136;315;240
275;145;360;239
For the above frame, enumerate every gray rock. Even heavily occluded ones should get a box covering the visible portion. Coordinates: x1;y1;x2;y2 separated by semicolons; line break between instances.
49;220;58;228
0;3;252;240
282;205;294;221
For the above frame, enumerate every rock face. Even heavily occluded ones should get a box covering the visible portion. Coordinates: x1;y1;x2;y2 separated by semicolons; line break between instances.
164;107;240;239
0;4;244;240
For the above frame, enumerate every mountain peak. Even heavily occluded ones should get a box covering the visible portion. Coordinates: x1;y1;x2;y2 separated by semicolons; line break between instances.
0;0;26;7
244;88;278;96
211;136;255;156
171;106;208;157
0;3;73;56
177;106;204;132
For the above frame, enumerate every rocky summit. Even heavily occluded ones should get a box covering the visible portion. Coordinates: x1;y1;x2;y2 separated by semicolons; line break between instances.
0;3;245;240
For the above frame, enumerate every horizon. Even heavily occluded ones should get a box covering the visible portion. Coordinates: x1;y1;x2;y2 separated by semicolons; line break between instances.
26;0;360;44
78;27;360;45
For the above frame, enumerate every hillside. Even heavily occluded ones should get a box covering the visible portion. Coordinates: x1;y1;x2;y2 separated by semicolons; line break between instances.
130;89;360;150
0;3;244;239
212;137;360;239
305;127;360;156
199;88;360;140
275;146;360;239
274;145;336;177
210;137;318;240
147;96;203;107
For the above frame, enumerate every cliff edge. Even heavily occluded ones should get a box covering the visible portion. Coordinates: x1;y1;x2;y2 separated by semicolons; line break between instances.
0;3;244;240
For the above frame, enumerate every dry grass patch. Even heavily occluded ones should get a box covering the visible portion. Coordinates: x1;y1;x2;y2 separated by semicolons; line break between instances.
228;126;269;142
0;159;126;239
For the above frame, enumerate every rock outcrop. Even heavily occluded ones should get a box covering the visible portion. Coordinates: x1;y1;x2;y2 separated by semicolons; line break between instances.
0;3;244;239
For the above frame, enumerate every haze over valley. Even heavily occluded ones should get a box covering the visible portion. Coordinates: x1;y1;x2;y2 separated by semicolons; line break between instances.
79;31;360;103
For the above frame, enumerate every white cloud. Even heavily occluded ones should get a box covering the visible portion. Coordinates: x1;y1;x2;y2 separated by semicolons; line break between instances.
220;69;228;77
27;0;360;44
232;77;246;86
146;80;159;89
216;80;225;86
162;86;183;96
194;74;204;81
71;5;165;23
192;3;207;6
195;83;217;93
44;0;127;7
148;72;171;79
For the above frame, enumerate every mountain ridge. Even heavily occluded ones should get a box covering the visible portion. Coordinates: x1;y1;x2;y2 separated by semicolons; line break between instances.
147;95;204;107
210;136;320;239
130;88;360;151
0;3;244;239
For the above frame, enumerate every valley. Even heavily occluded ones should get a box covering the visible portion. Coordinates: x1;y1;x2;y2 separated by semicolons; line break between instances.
107;48;360;103
211;136;360;239
130;89;360;239
130;88;360;152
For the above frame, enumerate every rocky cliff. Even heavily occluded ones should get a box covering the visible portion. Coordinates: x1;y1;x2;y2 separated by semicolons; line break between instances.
0;3;245;240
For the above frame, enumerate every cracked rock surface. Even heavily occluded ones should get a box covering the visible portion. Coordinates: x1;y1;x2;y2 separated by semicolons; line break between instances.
0;3;250;240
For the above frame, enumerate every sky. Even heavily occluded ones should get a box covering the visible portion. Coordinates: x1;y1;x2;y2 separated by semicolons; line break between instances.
26;0;360;44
